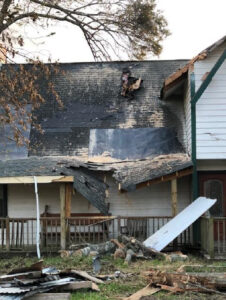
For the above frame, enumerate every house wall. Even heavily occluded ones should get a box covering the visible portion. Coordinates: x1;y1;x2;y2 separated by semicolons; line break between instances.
8;175;191;218
194;41;226;159
8;183;99;218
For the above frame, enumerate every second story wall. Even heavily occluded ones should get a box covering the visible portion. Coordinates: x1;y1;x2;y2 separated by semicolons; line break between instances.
183;72;191;155
194;41;226;159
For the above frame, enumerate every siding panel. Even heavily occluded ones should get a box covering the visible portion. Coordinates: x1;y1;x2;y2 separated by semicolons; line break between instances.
194;41;226;159
183;71;191;154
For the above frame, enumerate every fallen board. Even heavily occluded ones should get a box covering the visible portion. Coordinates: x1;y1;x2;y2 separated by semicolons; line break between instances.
143;197;216;251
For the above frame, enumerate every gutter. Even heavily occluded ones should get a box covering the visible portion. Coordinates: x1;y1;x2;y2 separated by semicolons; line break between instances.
190;49;226;243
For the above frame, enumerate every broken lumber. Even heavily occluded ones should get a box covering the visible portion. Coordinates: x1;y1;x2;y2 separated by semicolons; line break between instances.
123;285;160;300
26;293;71;300
60;281;100;292
8;260;43;275
145;269;226;293
0;271;42;281
62;270;104;284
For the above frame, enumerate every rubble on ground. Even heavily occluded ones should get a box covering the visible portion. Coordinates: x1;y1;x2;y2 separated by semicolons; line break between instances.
0;260;105;299
142;268;226;296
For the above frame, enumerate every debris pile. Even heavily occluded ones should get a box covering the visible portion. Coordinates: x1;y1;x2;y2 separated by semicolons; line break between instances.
60;235;164;264
0;260;106;300
142;268;226;296
124;266;226;299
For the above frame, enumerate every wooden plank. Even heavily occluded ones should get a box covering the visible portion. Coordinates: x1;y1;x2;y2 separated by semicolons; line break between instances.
0;176;74;184
60;183;66;250
171;179;177;217
26;293;71;300
60;281;100;292
69;270;104;284
123;285;160;300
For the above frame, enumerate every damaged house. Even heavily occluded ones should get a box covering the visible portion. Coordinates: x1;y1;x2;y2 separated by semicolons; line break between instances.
0;36;225;258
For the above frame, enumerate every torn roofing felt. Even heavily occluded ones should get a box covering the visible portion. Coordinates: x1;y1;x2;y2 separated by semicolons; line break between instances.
0;60;188;159
89;128;182;160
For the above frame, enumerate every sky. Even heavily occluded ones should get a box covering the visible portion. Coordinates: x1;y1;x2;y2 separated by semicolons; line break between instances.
22;0;226;62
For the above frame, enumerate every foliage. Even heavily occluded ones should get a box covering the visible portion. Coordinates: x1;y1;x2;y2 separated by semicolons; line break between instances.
0;0;169;61
0;62;63;145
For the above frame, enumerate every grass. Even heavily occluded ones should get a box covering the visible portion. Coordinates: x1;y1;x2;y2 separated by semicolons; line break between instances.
0;254;225;299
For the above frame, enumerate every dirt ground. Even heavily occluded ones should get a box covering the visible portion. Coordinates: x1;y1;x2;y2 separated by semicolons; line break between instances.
0;254;225;299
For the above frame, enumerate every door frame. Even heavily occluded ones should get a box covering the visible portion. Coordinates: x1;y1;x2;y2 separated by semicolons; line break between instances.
199;172;226;217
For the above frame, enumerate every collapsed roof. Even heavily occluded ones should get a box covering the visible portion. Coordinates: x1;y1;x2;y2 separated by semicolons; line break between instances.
0;60;192;214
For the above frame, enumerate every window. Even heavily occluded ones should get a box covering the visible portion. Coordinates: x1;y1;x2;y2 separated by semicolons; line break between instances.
0;185;7;217
204;180;223;217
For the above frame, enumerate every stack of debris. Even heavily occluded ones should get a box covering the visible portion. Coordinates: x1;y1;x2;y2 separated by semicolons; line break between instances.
123;267;226;299
144;268;226;295
60;235;165;264
0;260;106;300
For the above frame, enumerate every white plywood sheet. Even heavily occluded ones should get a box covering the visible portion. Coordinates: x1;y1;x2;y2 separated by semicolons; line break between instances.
143;197;216;251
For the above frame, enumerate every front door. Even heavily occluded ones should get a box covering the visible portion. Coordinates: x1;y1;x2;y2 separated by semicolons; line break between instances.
199;173;226;240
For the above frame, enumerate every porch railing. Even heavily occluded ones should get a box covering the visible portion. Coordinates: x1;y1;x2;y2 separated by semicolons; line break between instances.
0;216;193;251
201;216;226;258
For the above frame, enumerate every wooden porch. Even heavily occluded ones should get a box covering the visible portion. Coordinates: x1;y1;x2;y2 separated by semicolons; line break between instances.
0;216;193;252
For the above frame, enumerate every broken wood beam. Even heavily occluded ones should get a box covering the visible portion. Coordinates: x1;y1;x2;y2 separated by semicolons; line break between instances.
62;270;104;284
59;281;100;292
123;285;160;300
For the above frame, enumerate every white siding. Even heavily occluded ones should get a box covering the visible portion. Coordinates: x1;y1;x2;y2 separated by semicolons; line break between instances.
106;176;191;216
8;183;99;218
194;41;226;159
8;176;191;218
183;71;191;154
